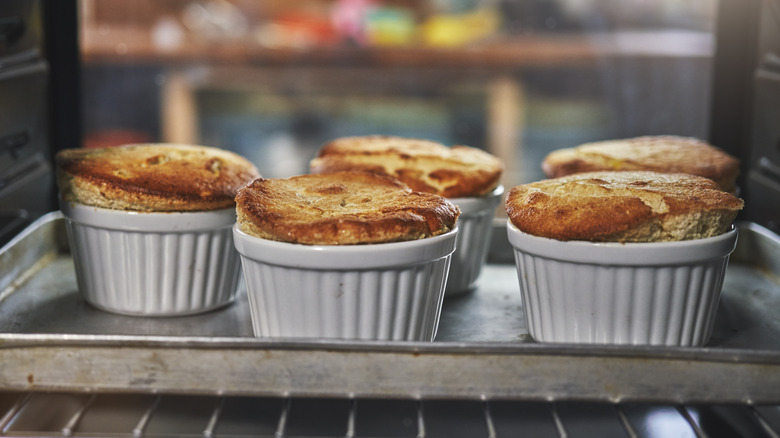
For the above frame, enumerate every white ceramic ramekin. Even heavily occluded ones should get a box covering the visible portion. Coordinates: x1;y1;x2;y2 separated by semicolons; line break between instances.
233;226;458;341
445;185;504;295
60;202;241;316
507;220;739;346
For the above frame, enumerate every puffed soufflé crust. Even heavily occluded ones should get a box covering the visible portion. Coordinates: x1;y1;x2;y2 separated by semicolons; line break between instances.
309;135;504;198
505;171;744;242
56;144;260;211
236;171;460;245
541;136;740;193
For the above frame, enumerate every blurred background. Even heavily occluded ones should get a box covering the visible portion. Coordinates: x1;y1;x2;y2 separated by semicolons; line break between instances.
77;0;717;189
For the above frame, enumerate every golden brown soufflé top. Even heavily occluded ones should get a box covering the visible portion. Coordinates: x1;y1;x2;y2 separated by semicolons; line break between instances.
236;171;460;245
310;135;503;198
541;136;740;193
56;143;260;212
505;171;744;242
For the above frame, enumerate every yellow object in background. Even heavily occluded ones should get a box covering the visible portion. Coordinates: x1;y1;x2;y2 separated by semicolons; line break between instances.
421;8;500;47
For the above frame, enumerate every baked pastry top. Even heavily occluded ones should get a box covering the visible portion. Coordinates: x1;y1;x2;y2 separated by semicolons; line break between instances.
505;171;743;242
56;144;260;212
309;135;503;198
541;136;740;192
236;171;460;245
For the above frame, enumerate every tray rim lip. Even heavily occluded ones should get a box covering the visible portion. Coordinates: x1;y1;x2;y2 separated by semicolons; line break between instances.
1;333;780;366
736;218;780;245
0;210;64;254
2;212;780;366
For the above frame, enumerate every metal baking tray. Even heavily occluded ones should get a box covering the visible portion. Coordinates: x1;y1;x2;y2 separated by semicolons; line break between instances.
1;212;779;403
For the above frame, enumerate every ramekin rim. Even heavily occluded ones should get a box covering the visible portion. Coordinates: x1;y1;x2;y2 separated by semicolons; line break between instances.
233;224;458;269
448;185;504;214
506;219;738;265
60;201;236;231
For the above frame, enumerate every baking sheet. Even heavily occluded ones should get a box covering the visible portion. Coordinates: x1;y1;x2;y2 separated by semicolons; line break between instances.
0;213;530;341
1;212;779;402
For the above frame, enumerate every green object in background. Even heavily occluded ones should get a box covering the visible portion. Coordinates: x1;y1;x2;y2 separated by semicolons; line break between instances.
365;6;417;46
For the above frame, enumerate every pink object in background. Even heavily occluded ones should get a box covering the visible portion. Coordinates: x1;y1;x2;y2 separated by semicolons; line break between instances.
331;0;376;45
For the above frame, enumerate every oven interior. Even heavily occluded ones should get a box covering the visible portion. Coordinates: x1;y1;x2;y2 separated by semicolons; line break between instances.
0;0;779;436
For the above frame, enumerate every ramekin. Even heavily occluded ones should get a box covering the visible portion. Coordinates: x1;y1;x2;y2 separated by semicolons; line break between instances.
507;220;739;346
233;226;458;341
60;201;241;316
445;185;504;295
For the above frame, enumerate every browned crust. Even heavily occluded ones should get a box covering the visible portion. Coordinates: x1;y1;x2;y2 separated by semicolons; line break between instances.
541;136;740;193
236;171;460;245
505;171;744;242
309;135;504;198
56;144;260;211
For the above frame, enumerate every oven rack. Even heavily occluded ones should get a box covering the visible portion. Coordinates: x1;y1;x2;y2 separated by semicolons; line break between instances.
2;392;780;437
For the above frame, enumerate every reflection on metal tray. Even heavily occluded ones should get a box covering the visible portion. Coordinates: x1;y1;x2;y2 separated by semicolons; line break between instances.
0;212;779;402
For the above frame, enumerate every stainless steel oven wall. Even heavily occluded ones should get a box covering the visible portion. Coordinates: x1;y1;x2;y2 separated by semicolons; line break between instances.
0;0;52;247
745;0;780;233
711;0;780;234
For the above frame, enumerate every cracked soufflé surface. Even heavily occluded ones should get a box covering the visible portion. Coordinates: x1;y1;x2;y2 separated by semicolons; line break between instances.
56;143;260;212
505;171;743;242
541;136;740;193
236;171;460;245
310;135;503;198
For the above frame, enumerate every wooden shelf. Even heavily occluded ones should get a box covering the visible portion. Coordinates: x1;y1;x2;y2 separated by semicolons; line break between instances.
81;26;713;70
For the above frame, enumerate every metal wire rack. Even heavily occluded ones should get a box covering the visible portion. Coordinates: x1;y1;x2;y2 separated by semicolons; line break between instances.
2;392;780;437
